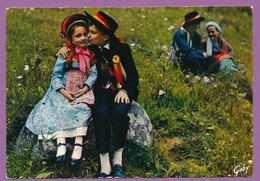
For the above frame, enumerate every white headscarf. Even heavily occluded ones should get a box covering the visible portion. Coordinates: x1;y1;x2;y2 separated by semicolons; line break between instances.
205;21;222;33
205;21;222;55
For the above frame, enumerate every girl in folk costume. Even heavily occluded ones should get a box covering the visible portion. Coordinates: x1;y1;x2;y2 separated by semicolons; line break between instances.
25;14;98;167
202;21;238;73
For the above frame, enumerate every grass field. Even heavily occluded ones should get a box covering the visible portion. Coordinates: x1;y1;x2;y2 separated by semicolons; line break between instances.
6;7;253;178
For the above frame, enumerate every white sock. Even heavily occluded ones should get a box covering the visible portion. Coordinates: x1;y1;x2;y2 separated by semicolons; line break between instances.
56;138;66;157
100;152;111;174
71;136;83;160
112;150;123;166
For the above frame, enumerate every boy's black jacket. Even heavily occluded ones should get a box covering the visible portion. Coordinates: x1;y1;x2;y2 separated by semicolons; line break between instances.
89;41;139;101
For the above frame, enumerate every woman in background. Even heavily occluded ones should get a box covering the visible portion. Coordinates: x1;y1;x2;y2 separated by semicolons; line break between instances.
202;21;238;73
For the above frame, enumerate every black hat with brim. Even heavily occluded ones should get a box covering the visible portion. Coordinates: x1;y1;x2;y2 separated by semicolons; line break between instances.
184;11;205;26
85;11;118;41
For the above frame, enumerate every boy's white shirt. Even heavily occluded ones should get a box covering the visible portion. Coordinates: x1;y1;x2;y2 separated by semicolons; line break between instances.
98;42;110;50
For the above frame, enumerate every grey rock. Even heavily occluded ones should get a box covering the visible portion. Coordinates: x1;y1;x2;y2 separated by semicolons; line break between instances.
16;122;97;161
127;101;153;146
16;101;152;160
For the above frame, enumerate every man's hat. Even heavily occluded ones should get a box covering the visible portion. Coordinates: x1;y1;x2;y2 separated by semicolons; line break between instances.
84;11;118;40
184;11;205;26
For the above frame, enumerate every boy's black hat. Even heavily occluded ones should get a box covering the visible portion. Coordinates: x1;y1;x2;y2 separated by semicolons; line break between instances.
184;11;205;26
85;11;118;40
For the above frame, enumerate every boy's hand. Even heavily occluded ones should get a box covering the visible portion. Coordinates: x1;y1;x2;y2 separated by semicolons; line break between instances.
57;47;70;58
114;90;130;104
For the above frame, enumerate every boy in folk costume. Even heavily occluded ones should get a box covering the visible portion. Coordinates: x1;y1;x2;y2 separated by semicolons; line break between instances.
85;11;139;178
59;11;139;178
171;11;218;75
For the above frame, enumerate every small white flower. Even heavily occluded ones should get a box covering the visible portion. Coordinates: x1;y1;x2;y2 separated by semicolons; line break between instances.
131;43;136;47
203;76;211;84
158;90;165;96
168;25;175;31
231;83;238;89
239;93;247;97
24;65;29;71
17;76;23;79
195;76;200;81
130;28;135;32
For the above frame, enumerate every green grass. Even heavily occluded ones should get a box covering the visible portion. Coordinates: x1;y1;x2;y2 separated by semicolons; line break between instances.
6;7;253;178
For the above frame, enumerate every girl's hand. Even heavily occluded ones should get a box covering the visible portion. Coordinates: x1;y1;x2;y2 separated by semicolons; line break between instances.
114;90;130;104
74;86;89;98
59;89;76;101
203;52;207;57
57;47;70;58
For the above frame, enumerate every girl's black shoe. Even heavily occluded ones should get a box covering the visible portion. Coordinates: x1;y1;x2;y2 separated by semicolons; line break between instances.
70;158;81;167
70;143;83;167
56;155;66;163
56;143;66;163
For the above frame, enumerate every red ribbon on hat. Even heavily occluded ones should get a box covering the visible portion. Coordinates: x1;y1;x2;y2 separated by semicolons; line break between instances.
179;14;201;27
185;15;201;23
94;14;113;32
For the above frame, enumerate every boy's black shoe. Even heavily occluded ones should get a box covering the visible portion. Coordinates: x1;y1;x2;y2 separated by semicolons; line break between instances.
96;172;112;178
111;164;126;178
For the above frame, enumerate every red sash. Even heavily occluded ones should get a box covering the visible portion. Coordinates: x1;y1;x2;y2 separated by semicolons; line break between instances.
214;53;232;63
